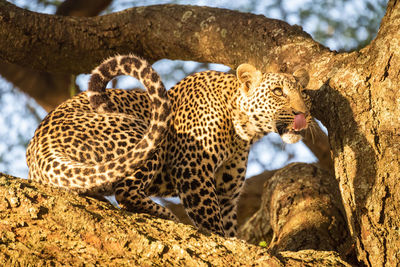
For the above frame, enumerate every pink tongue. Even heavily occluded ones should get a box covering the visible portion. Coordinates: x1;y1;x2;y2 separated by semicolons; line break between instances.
293;113;307;131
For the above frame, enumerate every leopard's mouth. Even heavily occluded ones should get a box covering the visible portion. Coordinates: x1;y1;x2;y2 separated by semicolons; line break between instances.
276;123;305;135
276;113;308;144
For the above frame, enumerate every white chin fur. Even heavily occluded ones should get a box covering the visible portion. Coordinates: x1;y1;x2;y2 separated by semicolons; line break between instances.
281;132;303;144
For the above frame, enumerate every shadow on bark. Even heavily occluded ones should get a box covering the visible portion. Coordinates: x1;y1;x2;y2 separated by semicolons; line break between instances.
312;82;377;266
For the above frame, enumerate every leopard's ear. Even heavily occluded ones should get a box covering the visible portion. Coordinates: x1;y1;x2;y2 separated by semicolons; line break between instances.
293;68;309;88
237;63;262;93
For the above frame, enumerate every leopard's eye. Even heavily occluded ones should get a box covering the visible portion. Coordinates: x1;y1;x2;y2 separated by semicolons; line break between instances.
272;87;283;96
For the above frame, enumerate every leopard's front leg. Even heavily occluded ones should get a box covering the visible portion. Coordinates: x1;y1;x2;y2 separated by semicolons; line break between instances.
171;155;226;237
215;150;249;237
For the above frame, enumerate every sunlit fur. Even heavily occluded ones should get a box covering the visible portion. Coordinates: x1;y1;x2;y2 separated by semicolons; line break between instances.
235;71;312;144
26;57;314;239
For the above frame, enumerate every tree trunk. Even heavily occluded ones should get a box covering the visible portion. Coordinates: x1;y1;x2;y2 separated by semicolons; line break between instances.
309;1;400;265
0;0;399;265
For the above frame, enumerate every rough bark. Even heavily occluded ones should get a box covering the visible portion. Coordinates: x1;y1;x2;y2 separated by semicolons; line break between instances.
0;0;329;76
238;164;353;261
0;0;398;265
0;173;351;266
308;1;400;265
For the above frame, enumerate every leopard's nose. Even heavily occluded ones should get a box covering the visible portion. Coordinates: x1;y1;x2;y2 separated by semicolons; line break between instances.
290;98;308;114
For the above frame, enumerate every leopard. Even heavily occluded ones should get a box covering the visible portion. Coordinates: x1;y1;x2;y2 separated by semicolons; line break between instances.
26;54;313;237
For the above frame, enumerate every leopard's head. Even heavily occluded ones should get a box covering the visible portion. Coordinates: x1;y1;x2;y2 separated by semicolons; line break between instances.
236;64;312;144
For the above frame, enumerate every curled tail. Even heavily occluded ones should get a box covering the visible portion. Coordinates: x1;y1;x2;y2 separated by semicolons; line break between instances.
87;54;171;170
88;54;169;114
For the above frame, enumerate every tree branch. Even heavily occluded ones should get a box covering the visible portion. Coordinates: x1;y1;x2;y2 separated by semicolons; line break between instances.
4;1;399;264
56;0;112;16
0;0;332;87
0;173;351;266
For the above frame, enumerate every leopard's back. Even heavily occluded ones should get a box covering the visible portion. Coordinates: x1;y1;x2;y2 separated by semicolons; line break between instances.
27;89;152;192
27;54;169;194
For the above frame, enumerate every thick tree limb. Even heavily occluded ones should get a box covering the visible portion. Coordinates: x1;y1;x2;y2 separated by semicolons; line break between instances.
308;1;400;265
238;164;353;261
0;0;331;85
0;173;351;266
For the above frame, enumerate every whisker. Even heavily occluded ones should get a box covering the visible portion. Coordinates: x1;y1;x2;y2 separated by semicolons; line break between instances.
309;121;316;144
309;119;326;143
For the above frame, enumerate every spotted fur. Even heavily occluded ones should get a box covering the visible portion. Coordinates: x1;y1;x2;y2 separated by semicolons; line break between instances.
27;55;312;237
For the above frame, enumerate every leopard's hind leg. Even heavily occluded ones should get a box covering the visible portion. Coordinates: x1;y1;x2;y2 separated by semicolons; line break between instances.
114;153;178;221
